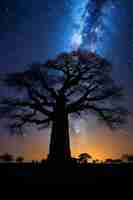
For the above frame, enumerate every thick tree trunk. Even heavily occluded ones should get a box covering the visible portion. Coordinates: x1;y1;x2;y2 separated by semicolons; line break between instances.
49;95;71;162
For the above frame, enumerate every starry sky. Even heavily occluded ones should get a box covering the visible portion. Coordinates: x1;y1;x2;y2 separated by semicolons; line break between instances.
0;0;133;161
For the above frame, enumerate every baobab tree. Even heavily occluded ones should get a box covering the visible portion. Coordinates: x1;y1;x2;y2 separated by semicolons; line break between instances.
0;50;128;162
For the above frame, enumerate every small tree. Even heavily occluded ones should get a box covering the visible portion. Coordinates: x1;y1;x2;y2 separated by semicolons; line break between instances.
105;158;113;164
0;50;128;162
16;156;24;163
122;154;133;163
79;153;92;164
0;153;14;163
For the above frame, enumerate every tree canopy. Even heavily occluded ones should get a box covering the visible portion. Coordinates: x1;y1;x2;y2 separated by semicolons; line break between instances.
0;50;128;135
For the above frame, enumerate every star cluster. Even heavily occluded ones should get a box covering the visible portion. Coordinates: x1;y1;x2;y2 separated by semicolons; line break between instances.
71;0;120;56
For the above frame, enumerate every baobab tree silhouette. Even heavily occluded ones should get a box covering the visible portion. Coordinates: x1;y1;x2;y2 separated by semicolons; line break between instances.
0;50;128;162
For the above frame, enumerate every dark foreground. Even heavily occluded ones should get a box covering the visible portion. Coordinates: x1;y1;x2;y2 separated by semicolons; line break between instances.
0;162;133;185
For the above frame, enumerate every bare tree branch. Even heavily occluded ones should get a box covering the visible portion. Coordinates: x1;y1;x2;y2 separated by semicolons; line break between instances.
0;50;128;135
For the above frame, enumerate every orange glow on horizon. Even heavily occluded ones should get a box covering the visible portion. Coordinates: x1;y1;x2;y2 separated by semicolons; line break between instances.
0;125;133;162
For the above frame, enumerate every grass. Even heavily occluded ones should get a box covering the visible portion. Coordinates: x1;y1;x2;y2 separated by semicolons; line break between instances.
0;161;133;185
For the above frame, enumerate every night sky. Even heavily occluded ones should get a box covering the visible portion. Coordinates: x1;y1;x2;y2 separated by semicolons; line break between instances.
0;0;133;161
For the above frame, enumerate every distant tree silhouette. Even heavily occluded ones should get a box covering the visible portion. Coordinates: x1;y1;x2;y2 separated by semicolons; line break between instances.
79;153;92;164
122;154;133;163
16;156;24;163
92;159;99;164
127;155;133;163
0;50;128;162
121;154;129;162
112;159;123;164
105;158;113;164
0;153;13;163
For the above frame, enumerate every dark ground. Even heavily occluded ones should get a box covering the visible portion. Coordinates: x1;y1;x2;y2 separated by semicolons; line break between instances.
0;162;133;185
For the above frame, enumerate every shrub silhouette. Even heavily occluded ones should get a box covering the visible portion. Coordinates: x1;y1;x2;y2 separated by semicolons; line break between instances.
0;153;14;163
16;156;24;163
